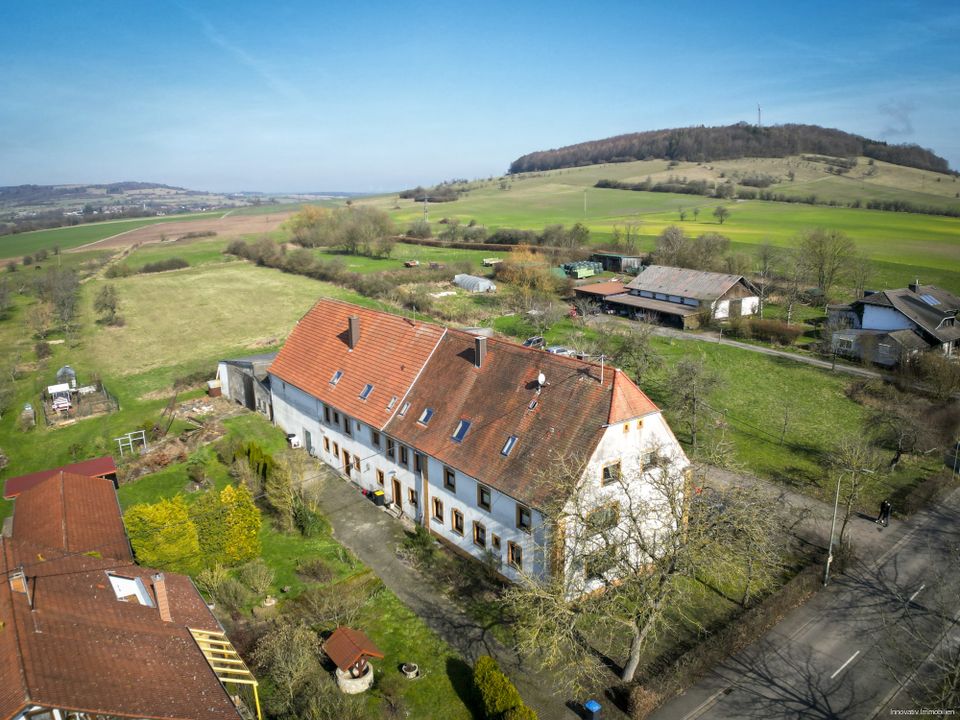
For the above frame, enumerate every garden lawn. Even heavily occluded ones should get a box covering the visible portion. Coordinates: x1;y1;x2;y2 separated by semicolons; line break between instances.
314;242;497;275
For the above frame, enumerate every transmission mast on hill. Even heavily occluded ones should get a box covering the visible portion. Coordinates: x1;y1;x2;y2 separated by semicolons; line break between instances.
757;103;762;129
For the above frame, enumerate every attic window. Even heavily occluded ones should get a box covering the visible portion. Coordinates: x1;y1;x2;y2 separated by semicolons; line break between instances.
359;384;374;400
398;402;410;417
107;573;154;607
501;435;518;456
418;408;434;425
528;399;538;411
452;419;472;443
387;395;398;410
330;370;343;386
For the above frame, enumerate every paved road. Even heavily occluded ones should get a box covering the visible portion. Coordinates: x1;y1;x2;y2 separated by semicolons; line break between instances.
650;486;960;720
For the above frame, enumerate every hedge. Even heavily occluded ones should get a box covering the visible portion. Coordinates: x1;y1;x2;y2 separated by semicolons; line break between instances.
473;655;537;720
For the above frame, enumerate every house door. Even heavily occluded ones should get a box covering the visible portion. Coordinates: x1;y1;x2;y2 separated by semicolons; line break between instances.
342;450;351;477
392;478;402;508
303;430;313;455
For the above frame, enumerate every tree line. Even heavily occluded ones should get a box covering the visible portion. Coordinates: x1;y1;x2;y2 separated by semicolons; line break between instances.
508;123;951;175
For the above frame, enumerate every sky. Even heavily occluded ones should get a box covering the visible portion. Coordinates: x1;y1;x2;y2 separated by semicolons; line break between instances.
1;1;958;193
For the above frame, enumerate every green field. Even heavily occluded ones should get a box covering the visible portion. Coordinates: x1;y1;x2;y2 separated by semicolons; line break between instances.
0;212;222;259
123;236;235;270
358;159;960;292
315;241;500;275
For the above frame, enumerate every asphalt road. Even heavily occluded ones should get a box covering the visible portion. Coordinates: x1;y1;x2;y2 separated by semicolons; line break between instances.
651;487;960;719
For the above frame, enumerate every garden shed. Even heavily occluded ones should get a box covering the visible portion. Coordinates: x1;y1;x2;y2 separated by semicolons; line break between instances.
453;274;496;293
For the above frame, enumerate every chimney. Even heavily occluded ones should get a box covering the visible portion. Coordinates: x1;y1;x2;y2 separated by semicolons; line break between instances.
348;315;361;349
153;573;172;622
908;279;920;294
474;336;487;368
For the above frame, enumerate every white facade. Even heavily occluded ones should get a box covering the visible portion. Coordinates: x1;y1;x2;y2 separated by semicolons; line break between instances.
271;374;686;584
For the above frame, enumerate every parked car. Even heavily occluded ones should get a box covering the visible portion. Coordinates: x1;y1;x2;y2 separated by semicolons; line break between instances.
544;345;575;356
403;260;420;267
522;336;545;349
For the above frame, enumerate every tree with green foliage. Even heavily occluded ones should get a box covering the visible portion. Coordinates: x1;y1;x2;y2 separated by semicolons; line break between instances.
94;284;121;325
189;489;227;565
220;483;262;564
473;655;531;719
713;205;730;224
125;496;201;573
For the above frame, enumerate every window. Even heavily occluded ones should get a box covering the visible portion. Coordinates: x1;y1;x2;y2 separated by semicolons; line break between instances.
386;438;395;460
333;441;339;457
324;405;331;423
333;410;341;425
452;509;464;535
491;534;501;551
377;469;385;486
399;445;409;467
414;453;422;474
330;370;343;386
323;436;330;453
452;419;472;443
623;423;630;435
432;497;444;522
602;461;622;486
528;399;538;411
508;541;523;570
107;573;154;607
353;456;360;471
473;521;486;547
359;383;374;400
387;395;398;410
418;407;434;425
444;467;456;491
408;488;418;507
640;450;654;468
585;548;618;580
399;402;410;417
586;503;620;533
344;416;352;437
477;484;491;511
516;504;532;532
372;431;381;448
501;435;518;457
637;419;643;430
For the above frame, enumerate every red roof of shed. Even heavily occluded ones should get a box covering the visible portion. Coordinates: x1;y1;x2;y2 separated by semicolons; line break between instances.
323;627;384;671
4;456;116;498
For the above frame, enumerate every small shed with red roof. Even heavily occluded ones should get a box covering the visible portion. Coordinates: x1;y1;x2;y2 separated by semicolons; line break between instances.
323;627;384;676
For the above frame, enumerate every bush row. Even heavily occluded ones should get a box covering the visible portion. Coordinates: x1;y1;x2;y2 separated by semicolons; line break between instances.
724;316;805;345
473;655;538;720
105;256;190;278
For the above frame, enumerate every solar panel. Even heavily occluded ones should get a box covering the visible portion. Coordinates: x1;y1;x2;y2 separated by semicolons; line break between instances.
919;294;941;306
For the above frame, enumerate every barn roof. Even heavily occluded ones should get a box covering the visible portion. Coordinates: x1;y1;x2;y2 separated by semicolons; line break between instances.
625;265;753;301
4;456;117;499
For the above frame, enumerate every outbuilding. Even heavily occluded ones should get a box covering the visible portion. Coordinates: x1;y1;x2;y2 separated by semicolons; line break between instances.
453;274;496;293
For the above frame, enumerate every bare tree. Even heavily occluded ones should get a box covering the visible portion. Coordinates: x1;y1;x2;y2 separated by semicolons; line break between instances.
665;355;720;454
778;248;811;325
599;324;662;385
826;436;885;551
797;228;856;303
713;205;730;224
505;455;787;692
849;251;873;299
753;241;779;317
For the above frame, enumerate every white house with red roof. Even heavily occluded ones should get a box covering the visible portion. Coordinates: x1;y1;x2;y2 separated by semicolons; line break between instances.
269;299;689;584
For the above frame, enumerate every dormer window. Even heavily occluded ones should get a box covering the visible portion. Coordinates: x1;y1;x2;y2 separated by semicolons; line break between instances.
452;419;471;443
418;408;434;425
330;370;343;386
501;435;518;456
359;384;373;400
107;572;154;607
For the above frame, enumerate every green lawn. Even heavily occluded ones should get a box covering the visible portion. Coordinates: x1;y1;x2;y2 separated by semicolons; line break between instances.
0;212;222;258
123;236;236;270
315;242;499;275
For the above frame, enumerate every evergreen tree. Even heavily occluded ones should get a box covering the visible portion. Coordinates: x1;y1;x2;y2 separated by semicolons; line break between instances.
221;484;261;563
190;489;227;565
125;496;201;573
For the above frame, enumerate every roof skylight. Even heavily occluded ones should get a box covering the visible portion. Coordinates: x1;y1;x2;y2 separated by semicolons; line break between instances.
501;435;518;456
359;384;374;400
399;402;410;417
387;395;398;410
330;370;343;386
418;408;434;425
107;573;154;607
452;419;472;443
920;293;941;306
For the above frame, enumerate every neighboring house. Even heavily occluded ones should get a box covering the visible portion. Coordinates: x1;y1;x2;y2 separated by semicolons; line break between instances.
590;251;644;274
453;274;497;293
217;353;276;419
0;471;252;720
3;455;117;499
576;266;759;329
827;282;960;365
268;299;688;585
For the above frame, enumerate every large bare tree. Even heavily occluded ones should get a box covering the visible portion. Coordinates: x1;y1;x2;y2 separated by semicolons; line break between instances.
797;228;856;303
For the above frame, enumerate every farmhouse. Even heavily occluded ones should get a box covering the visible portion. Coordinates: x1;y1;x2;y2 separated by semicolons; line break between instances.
0;471;252;720
576;265;759;329
268;299;688;584
827;281;960;365
216;353;276;418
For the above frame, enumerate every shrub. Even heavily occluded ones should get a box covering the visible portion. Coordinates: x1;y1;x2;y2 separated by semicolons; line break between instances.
290;578;378;631
406;219;432;238
196;562;229;596
293;494;327;538
240;559;275;595
214;577;252;612
296;557;334;583
140;257;189;274
34;341;52;359
104;263;134;278
474;655;526;719
750;318;803;346
125;496;201;574
504;706;539;720
401;525;437;565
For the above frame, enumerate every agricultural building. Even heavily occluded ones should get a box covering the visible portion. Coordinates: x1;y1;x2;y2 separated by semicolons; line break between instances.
577;265;759;329
827;281;960;365
0;471;253;720
216;353;276;419
453;274;497;293
267;299;688;586
590;251;644;274
3;455;117;498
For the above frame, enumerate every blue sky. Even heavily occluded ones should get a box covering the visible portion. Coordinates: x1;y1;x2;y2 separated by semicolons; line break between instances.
1;1;958;192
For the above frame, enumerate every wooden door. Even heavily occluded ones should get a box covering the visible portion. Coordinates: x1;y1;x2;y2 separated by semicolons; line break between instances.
392;477;402;507
343;450;351;477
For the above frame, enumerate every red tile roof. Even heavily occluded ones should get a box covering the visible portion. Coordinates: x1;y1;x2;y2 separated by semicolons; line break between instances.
0;473;241;720
386;330;659;507
323;626;384;671
11;472;132;561
4;456;116;498
268;299;446;430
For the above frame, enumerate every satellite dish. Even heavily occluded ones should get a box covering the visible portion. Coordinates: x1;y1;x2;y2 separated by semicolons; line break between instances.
537;372;546;386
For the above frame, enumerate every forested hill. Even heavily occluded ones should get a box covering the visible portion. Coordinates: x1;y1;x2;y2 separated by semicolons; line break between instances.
508;123;951;175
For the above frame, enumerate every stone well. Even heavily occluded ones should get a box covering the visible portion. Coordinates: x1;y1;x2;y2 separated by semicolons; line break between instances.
335;664;375;694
